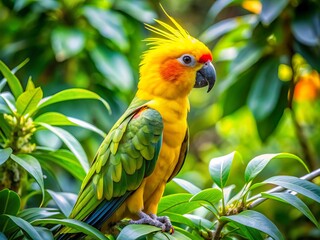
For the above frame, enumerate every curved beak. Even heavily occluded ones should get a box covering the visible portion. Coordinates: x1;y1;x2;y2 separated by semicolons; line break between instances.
194;61;216;93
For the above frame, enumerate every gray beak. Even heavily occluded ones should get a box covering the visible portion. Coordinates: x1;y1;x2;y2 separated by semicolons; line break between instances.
194;61;216;93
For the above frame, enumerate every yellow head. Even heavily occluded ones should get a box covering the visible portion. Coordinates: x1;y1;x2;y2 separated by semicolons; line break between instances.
137;7;216;100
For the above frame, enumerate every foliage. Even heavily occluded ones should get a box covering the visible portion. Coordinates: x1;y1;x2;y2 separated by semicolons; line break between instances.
0;61;112;239
200;0;320;140
117;152;319;240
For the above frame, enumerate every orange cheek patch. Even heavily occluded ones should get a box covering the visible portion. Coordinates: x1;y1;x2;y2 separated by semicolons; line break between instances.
160;59;184;82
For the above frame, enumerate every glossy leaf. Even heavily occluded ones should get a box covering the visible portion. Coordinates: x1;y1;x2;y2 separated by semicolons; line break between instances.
18;208;62;222
245;153;308;183
184;214;215;229
114;0;156;23
209;151;241;188
34;149;86;181
51;27;85;62
200;15;258;43
260;0;288;25
221;210;284;240
255;84;288;141
262;192;320;228
0;189;20;219
291;11;320;47
263;176;320;203
38;123;89;173
38;88;110;113
83;6;129;51
34;112;105;137
158;193;201;215
0;60;23;99
117;224;160;240
0;91;16;113
173;178;201;194
247;58;282;121
189;188;222;206
206;0;243;21
0;148;12;165
90;45;133;90
10;154;45;202
32;218;108;240
5;215;43;240
16;87;43;116
47;190;77;217
163;212;196;229
231;43;265;75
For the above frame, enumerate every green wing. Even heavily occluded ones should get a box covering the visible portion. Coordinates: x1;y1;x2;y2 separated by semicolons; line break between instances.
69;97;163;224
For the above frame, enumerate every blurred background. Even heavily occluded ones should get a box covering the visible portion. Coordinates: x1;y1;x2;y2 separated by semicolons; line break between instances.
1;0;319;239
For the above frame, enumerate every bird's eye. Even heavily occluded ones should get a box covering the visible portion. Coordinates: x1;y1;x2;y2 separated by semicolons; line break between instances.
178;54;196;67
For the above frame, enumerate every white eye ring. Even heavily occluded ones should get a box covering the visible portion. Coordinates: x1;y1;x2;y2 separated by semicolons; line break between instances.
178;54;196;67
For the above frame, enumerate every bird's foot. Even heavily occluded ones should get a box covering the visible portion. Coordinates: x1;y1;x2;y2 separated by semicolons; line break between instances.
129;211;174;233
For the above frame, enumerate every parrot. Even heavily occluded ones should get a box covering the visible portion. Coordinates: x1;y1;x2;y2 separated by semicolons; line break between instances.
56;7;216;239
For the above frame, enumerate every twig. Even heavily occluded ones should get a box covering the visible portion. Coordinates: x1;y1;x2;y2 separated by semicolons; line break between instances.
248;168;320;209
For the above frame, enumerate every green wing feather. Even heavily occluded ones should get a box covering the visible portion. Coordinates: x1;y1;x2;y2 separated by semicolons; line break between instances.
69;97;163;222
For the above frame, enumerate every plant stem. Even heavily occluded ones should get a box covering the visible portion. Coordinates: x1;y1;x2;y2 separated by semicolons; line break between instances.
212;221;227;240
248;168;320;209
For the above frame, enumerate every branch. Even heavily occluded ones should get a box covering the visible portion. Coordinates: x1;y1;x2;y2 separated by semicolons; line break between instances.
248;168;320;209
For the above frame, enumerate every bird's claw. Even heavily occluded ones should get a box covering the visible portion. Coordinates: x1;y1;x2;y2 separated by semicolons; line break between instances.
129;212;174;234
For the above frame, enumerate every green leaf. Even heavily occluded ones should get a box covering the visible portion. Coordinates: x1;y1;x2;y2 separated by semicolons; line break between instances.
117;224;160;240
261;192;320;228
184;214;215;229
221;67;255;116
189;188;222;206
16;87;43;116
90;45;133;90
221;210;284;240
260;0;288;25
173;178;201;194
209;151;241;188
230;222;264;240
114;0;156;23
25;77;35;91
292;12;320;47
0;148;12;165
244;153;308;183
38;123;89;173
83;7;129;51
51;27;85;62
34;149;86;181
0;232;7;240
32;218;108;240
231;43;265;75
200;15;258;43
10;154;45;203
247;58;282;121
255;83;289;141
4;215;43;240
158;193;201;215
0;189;20;217
263;176;320;203
18;208;62;222
46;190;77;217
206;0;242;22
162;212;196;229
0;61;23;99
34;112;105;137
38;88;110;113
0;91;16;113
